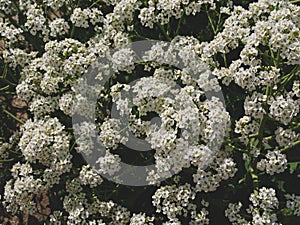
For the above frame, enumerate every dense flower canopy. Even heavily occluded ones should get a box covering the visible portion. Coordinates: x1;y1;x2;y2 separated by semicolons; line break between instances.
0;0;299;224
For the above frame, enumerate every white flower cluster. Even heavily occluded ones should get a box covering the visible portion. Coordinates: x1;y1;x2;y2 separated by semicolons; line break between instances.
0;21;24;46
244;92;267;119
109;0;140;30
292;80;300;98
3;48;37;69
249;187;279;211
129;213;154;225
3;162;43;215
49;210;64;225
0;0;13;14
73;121;97;156
99;118;125;150
25;4;48;38
275;127;299;148
285;193;300;216
18;116;72;186
257;150;288;175
0;132;20;160
1;0;299;223
234;116;259;145
152;183;209;224
225;187;281;225
0;140;9;159
96;150;121;176
16;38;94;110
63;178;130;224
85;38;231;185
204;0;300;87
59;93;75;116
139;0;216;28
29;95;59;118
43;0;68;11
70;7;103;29
79;165;103;188
193;153;237;192
49;18;70;37
268;95;299;125
111;48;136;72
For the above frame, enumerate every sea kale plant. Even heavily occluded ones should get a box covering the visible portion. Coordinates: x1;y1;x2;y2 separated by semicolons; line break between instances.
0;0;299;224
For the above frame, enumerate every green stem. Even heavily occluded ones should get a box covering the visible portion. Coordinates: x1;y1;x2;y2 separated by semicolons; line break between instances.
269;45;278;68
89;0;103;8
206;8;216;34
249;133;259;138
275;65;299;95
70;24;75;38
222;53;228;67
249;165;259;189
226;143;246;153
175;14;184;35
0;78;17;87
157;23;171;41
291;122;300;130
0;85;10;91
215;11;222;34
0;158;15;162
2;109;24;124
280;140;300;152
70;140;77;152
132;31;152;41
8;149;21;155
1;63;8;79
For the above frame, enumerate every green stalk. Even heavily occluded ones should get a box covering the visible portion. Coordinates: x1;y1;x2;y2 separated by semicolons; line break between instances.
2;109;24;124
280;140;300;153
0;158;15;162
157;23;171;41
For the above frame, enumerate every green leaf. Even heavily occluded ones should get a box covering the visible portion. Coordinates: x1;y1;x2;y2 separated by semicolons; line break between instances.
238;177;246;184
272;177;286;192
252;139;259;148
277;180;286;192
264;144;273;150
289;162;299;174
244;159;250;172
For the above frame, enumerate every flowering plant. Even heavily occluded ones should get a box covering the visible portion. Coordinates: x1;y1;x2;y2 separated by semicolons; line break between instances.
0;0;299;224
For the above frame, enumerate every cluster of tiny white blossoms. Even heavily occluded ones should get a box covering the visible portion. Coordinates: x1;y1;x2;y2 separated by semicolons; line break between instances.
285;193;300;216
2;48;37;69
152;183;209;224
79;165;103;188
62;177;131;224
193;151;237;192
49;18;70;37
138;0;217;28
70;8;103;29
0;0;299;224
25;3;49;38
43;0;68;11
0;132;20;160
3;162;43;215
0;20;24;46
18;116;72;186
275;127;299;148
225;187;281;225
129;213;155;225
256;150;288;175
268;94;299;125
99;38;231;184
234;116;259;145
